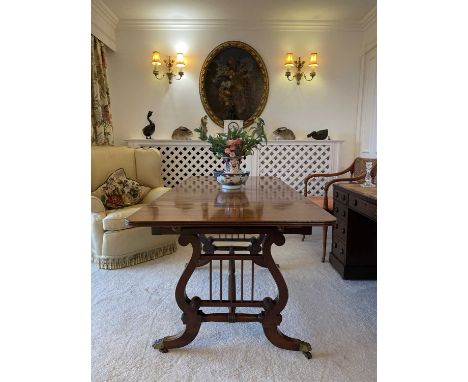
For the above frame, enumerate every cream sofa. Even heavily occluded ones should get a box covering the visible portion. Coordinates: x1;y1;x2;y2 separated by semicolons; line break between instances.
91;146;177;269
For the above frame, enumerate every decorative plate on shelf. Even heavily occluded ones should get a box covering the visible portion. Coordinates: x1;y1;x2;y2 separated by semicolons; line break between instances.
223;120;243;133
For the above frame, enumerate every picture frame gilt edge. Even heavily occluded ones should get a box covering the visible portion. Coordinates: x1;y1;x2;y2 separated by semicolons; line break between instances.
199;41;269;128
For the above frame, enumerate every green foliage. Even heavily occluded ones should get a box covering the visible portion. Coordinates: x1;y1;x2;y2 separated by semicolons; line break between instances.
194;126;208;141
207;118;268;158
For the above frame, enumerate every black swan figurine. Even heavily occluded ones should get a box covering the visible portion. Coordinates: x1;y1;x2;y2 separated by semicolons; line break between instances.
142;111;156;139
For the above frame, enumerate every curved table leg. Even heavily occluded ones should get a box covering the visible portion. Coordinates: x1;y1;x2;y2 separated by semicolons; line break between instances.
152;234;204;352
152;230;312;359
259;231;313;359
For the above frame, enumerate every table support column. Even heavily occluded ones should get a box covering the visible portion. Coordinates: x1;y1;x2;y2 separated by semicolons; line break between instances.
152;229;312;359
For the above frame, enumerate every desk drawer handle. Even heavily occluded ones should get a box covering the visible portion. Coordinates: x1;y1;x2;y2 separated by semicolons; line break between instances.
339;248;344;254
341;211;346;217
342;195;346;200
335;192;339;197
341;228;345;234
354;199;358;206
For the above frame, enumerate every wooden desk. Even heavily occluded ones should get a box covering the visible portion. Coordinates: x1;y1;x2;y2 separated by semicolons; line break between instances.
329;183;377;280
126;176;336;359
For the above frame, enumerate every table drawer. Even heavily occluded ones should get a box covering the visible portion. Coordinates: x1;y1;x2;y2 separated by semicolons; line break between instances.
331;238;346;263
349;195;377;221
333;188;349;204
332;220;347;242
332;201;348;220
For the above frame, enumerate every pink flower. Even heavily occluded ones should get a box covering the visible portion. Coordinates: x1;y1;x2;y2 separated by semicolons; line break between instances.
235;138;242;144
230;145;236;151
226;139;234;146
224;148;231;155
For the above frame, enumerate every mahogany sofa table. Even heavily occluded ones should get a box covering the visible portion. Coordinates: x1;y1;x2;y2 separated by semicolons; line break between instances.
126;176;335;359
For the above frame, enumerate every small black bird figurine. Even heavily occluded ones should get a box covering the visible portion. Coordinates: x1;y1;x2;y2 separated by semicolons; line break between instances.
142;111;156;139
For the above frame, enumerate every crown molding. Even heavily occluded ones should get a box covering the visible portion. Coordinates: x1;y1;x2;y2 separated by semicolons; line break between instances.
117;18;363;32
92;0;119;26
360;6;377;31
92;0;119;50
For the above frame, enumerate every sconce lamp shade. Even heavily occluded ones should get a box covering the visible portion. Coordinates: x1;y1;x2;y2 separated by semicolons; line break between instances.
284;51;318;84
176;53;185;68
152;51;162;66
308;52;318;67
285;53;294;67
152;51;186;84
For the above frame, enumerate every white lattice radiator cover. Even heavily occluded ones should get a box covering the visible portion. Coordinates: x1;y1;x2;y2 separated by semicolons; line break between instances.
126;139;342;196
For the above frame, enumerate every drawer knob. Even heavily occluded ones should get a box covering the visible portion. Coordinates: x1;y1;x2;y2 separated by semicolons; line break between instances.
335;192;339;197
342;195;345;200
341;211;346;217
339;249;344;254
341;228;345;234
354;199;358;206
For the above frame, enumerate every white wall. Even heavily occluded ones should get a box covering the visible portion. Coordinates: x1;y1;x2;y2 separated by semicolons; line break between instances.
356;9;377;158
362;15;377;51
107;27;364;168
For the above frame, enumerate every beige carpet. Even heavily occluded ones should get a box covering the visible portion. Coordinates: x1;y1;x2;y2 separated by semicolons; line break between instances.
92;232;376;382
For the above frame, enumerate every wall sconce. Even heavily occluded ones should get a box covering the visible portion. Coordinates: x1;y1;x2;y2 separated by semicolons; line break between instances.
284;52;318;85
152;51;185;84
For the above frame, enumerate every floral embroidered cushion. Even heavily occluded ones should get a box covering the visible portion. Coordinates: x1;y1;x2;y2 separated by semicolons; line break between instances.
92;168;150;209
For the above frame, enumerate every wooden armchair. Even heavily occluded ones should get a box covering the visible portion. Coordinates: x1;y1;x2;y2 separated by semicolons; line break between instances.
303;157;377;262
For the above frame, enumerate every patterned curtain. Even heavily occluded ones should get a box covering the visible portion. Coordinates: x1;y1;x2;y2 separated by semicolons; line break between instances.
91;35;114;145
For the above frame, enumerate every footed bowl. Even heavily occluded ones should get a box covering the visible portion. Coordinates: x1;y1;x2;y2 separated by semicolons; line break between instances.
213;171;250;190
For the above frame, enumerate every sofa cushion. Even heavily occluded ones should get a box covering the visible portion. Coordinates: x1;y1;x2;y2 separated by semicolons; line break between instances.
135;148;164;188
93;168;150;209
102;204;144;231
91;146;138;192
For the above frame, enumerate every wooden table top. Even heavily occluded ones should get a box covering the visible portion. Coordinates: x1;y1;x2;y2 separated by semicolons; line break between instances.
126;176;336;228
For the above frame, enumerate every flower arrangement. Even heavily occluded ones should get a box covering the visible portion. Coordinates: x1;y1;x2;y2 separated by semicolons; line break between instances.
207;117;267;159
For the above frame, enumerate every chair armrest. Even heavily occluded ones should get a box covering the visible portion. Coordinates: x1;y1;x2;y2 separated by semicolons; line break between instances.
303;170;350;197
323;174;366;193
91;195;106;213
303;162;355;197
321;175;366;210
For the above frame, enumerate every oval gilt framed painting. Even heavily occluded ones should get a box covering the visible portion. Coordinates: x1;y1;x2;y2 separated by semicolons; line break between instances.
199;41;269;128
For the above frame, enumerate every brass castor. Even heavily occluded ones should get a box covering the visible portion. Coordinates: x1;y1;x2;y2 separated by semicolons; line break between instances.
152;338;168;353
299;341;312;359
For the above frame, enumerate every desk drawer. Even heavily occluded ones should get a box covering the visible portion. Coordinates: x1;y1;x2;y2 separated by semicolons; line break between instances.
333;201;348;220
333;188;348;204
349;196;377;221
332;220;347;242
331;238;346;263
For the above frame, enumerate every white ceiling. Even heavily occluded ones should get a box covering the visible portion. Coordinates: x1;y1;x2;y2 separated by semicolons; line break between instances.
102;0;376;22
